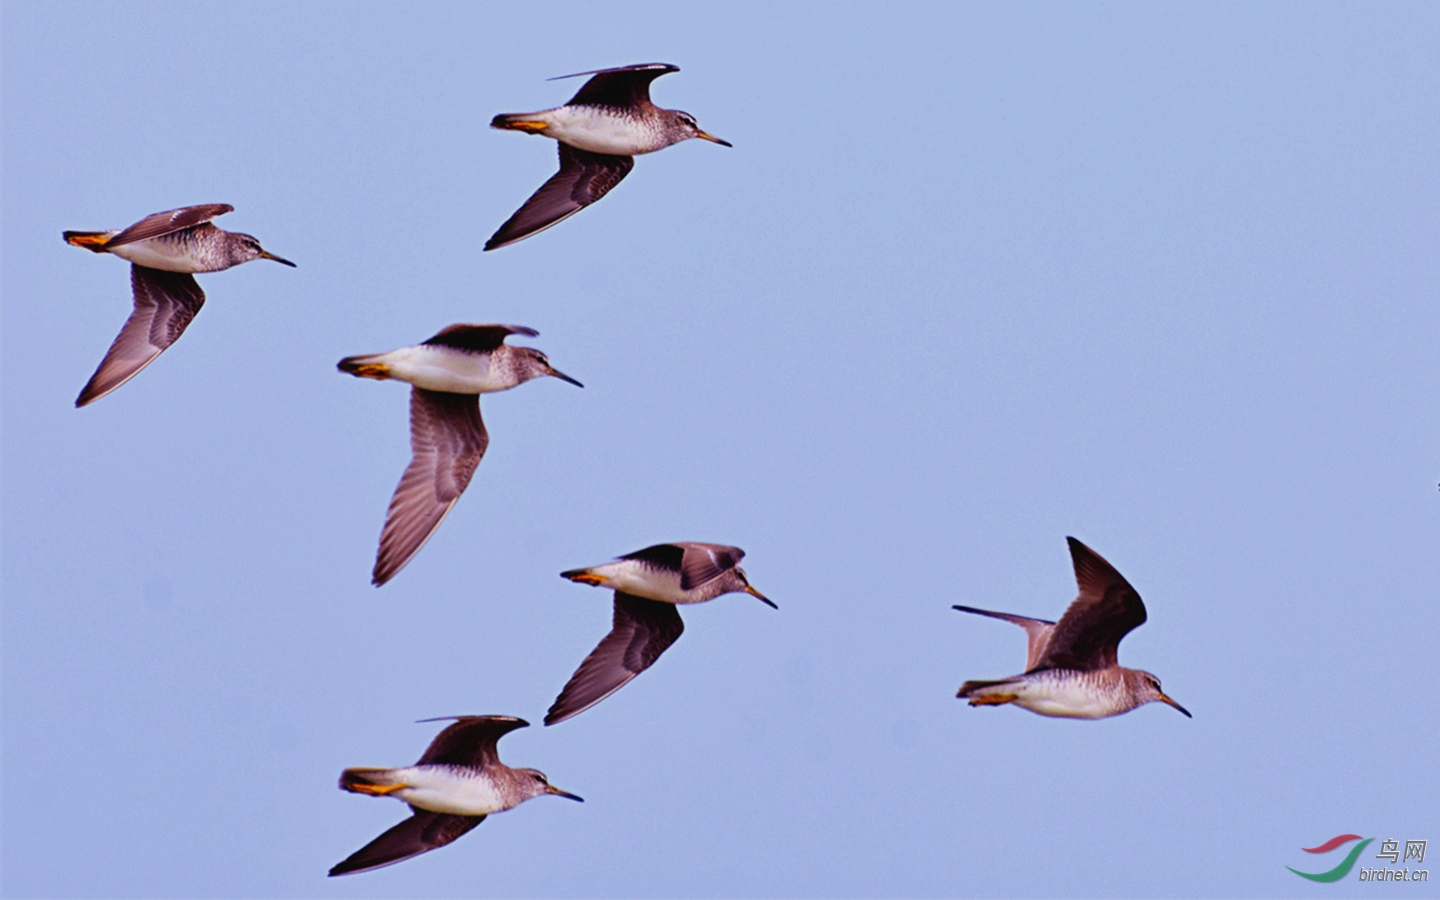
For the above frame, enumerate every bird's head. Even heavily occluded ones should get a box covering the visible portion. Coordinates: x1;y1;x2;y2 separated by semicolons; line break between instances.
516;768;584;803
727;566;776;609
229;232;296;267
1133;670;1191;717
670;110;732;147
516;347;583;388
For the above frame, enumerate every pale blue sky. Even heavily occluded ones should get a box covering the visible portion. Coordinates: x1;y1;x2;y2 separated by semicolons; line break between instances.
3;2;1437;897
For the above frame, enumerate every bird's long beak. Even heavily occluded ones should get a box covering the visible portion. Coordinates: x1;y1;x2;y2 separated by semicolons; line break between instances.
1159;693;1192;718
547;366;583;388
696;130;732;147
545;784;584;802
260;250;297;267
744;584;777;609
561;568;608;586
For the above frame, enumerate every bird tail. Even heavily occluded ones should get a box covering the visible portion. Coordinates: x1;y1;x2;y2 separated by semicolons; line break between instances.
489;112;551;133
560;566;607;586
339;768;406;796
337;354;393;380
957;678;1023;701
63;230;117;252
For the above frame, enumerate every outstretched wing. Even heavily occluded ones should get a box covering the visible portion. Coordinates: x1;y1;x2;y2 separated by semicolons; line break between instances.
422;324;539;353
484;144;633;250
553;62;679;108
372;389;488;586
1034;537;1147;672
328;809;484;877
75;265;206;407
415;716;529;768
105;204;234;248
545;593;684;725
952;606;1057;673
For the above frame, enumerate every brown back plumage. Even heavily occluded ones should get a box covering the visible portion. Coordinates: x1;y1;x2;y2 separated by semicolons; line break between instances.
414;716;529;769
104;204;234;248
557;62;678;109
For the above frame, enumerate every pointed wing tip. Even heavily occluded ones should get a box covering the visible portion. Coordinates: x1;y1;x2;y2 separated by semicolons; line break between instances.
545;689;596;726
372;548;413;585
370;528;429;587
547;62;679;81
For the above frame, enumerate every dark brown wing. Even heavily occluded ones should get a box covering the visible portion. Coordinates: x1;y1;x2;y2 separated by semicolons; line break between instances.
372;389;488;586
619;543;685;573
677;543;745;591
422;324;538;353
328;809;484;877
555;63;679;108
105;204;234;248
1031;537;1147;672
545;592;684;725
484;144;633;250
952;606;1057;673
415;716;529;768
75;265;206;407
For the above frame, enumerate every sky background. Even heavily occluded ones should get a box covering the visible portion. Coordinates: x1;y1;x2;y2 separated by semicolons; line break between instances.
3;2;1438;897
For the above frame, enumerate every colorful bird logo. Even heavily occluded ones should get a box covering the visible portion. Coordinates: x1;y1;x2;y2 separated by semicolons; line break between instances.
1287;834;1374;882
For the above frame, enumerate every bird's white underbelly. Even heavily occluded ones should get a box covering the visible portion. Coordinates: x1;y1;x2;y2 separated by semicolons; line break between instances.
395;767;507;816
1012;677;1125;719
107;239;212;273
586;561;691;603
543;106;665;156
383;347;506;393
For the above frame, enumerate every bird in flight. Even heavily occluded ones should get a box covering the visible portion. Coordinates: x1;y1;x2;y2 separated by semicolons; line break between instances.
546;542;773;725
330;716;581;876
486;63;730;250
954;537;1190;719
64;204;294;406
338;324;581;585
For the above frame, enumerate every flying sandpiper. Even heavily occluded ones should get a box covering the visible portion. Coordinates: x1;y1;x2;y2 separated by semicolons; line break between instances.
338;324;581;586
953;537;1190;719
486;63;730;250
546;542;773;725
330;716;582;876
64;204;294;406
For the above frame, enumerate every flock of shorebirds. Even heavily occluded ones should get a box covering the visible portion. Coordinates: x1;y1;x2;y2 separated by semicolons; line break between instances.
64;63;1189;877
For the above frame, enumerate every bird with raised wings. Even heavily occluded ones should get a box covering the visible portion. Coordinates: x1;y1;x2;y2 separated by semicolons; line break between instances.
953;537;1190;719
